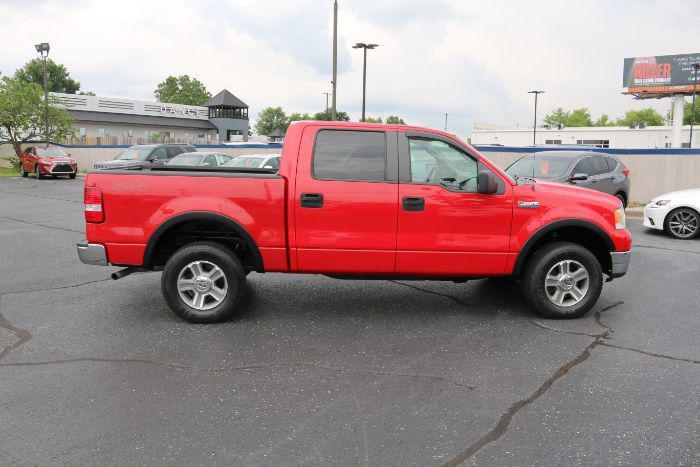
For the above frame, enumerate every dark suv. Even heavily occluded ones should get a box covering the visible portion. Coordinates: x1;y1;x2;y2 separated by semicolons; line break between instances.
94;144;196;170
506;151;631;207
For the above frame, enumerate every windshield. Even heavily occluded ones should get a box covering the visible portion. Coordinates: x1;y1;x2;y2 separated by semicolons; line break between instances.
506;156;572;179
224;157;265;168
36;148;67;157
166;154;203;166
114;146;154;161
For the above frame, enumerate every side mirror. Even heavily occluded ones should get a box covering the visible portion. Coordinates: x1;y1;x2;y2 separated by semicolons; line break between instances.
477;170;498;194
569;173;588;181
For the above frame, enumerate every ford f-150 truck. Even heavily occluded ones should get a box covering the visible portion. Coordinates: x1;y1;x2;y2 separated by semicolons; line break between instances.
78;121;631;323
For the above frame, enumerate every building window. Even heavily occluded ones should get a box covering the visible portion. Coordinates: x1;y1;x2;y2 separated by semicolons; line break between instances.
545;139;562;145
128;129;133;137
576;139;610;148
98;128;106;137
79;127;87;137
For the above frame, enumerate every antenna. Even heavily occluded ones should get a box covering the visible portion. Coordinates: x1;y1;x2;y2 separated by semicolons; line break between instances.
531;150;536;192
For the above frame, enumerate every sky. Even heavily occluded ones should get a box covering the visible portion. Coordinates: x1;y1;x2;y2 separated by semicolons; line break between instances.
0;0;698;139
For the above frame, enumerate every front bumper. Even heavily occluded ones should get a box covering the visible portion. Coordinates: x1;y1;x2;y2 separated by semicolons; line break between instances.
77;241;108;266
610;250;631;278
643;204;667;230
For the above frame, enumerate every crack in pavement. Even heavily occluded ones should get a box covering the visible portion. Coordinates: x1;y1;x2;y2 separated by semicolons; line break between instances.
0;216;84;235
0;189;81;204
1;277;112;295
599;342;700;364
0;308;32;363
390;281;475;308
632;243;700;255
0;357;476;391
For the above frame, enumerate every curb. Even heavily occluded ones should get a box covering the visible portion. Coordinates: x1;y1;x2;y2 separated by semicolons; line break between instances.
625;207;644;219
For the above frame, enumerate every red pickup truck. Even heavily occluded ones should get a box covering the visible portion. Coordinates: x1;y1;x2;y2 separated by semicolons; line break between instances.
78;122;631;323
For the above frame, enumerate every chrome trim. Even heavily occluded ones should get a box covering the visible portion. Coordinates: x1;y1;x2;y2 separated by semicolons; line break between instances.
610;250;631;278
77;241;108;266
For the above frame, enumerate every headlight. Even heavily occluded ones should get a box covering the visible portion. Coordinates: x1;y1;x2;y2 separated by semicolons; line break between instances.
655;200;670;206
614;208;626;230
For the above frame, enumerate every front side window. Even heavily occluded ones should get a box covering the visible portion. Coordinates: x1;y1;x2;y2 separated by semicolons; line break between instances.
589;156;609;175
313;130;386;182
409;138;479;192
572;157;594;176
151;147;168;160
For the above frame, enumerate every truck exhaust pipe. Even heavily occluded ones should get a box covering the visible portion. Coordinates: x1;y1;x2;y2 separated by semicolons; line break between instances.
111;267;142;280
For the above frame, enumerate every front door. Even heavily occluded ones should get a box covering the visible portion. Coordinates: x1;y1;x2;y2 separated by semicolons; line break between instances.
293;127;399;274
396;133;513;276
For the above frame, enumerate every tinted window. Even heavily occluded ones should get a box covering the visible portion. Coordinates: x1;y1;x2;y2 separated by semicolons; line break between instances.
313;130;386;181
572;157;594;176
215;155;232;165
589;156;609;175
506;156;572;179
409;138;479;192
152;147;168;160
165;146;182;158
202;155;217;166
605;156;619;171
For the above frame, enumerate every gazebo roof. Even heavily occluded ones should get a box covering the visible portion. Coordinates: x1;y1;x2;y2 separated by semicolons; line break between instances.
203;89;248;108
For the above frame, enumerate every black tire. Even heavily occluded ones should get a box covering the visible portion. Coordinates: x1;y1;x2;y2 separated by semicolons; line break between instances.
614;192;627;208
664;208;699;240
51;174;58;178
69;173;77;179
522;241;603;319
20;165;27;177
161;241;247;323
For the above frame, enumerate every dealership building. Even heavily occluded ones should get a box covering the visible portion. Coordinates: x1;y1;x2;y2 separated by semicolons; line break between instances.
53;89;250;145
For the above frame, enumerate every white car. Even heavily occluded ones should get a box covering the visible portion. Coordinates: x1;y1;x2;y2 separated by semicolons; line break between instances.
223;154;281;170
643;189;700;239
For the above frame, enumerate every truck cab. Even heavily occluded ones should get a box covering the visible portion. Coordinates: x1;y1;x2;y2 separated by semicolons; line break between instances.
78;121;631;323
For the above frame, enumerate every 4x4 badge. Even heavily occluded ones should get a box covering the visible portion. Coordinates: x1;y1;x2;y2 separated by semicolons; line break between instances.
518;201;540;208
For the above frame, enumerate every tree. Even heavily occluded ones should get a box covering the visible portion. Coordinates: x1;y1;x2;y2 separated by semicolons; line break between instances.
14;58;80;94
288;112;313;123
617;108;665;127
255;106;288;135
154;75;211;105
386;116;406;125
0;76;75;156
542;107;592;127
313;109;350;121
542;107;569;127
684;101;700;125
363;116;383;123
594;114;615;127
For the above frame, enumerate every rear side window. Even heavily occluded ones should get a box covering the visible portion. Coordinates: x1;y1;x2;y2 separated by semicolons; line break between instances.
605;156;619;171
589;156;609;175
313;130;386;181
151;147;168;160
572;157;593;175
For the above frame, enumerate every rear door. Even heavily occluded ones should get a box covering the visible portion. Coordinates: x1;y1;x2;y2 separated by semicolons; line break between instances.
293;127;399;274
396;132;513;276
588;155;615;194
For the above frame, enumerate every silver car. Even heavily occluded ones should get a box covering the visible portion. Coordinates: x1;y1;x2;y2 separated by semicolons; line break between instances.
506;151;631;207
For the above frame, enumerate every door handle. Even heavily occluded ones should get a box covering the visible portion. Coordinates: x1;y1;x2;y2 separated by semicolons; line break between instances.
402;196;425;212
300;193;323;208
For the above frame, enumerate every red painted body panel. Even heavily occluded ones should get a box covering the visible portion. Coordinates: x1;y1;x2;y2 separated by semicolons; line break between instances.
84;121;631;278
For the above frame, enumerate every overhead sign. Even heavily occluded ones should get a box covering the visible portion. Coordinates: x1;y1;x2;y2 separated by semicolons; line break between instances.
623;54;700;91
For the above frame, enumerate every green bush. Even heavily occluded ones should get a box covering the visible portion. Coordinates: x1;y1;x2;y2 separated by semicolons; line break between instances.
1;156;20;169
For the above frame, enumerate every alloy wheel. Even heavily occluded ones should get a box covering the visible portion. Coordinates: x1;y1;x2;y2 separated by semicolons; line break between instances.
544;259;590;307
176;260;228;311
668;210;698;238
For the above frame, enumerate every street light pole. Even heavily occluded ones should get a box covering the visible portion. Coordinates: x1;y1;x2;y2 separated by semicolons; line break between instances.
444;113;448;131
331;0;338;121
35;42;50;146
323;92;331;112
353;42;379;122
528;90;544;145
690;63;699;148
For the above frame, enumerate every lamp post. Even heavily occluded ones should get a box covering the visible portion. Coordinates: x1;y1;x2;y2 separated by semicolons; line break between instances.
323;92;331;112
690;63;699;148
34;42;50;146
444;113;448;131
527;90;544;145
352;42;379;122
331;0;338;121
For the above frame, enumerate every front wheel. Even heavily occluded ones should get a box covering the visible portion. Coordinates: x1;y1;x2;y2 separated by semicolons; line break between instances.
664;208;699;240
161;241;247;323
20;165;28;177
522;242;603;319
35;165;42;179
69;173;77;179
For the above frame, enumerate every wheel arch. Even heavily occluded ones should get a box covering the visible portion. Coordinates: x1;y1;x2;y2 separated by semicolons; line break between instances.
513;219;615;276
143;211;264;272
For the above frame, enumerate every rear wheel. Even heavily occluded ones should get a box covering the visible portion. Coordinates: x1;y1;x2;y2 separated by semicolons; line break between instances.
69;173;77;179
522;242;603;319
35;164;42;179
664;208;699;240
614;192;627;208
161;241;247;323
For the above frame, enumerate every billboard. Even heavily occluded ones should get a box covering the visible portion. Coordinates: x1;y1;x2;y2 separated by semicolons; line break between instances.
623;54;700;91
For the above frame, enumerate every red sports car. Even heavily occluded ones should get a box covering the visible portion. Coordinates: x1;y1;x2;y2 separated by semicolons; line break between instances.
19;146;78;179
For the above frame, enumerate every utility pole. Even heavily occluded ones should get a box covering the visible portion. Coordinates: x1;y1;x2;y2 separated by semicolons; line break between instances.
331;0;338;121
352;43;379;122
690;63;699;148
323;92;331;112
35;42;51;145
528;90;545;145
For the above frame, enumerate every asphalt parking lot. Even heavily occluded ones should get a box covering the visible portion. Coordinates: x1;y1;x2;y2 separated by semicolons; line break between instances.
0;176;698;466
